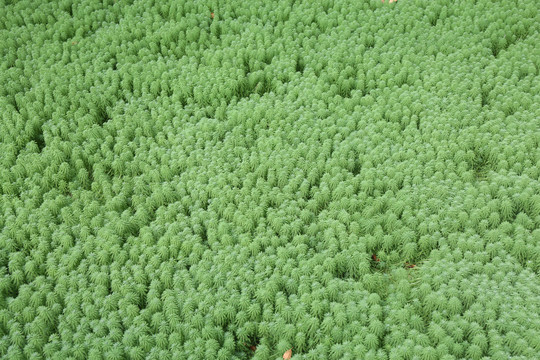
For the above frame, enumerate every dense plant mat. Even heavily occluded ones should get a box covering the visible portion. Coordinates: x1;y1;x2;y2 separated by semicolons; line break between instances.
1;0;539;359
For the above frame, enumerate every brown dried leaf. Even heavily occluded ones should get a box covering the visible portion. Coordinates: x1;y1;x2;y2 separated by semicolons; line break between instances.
283;348;292;360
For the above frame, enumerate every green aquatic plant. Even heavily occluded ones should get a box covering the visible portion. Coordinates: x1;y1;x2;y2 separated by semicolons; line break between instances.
1;0;540;359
